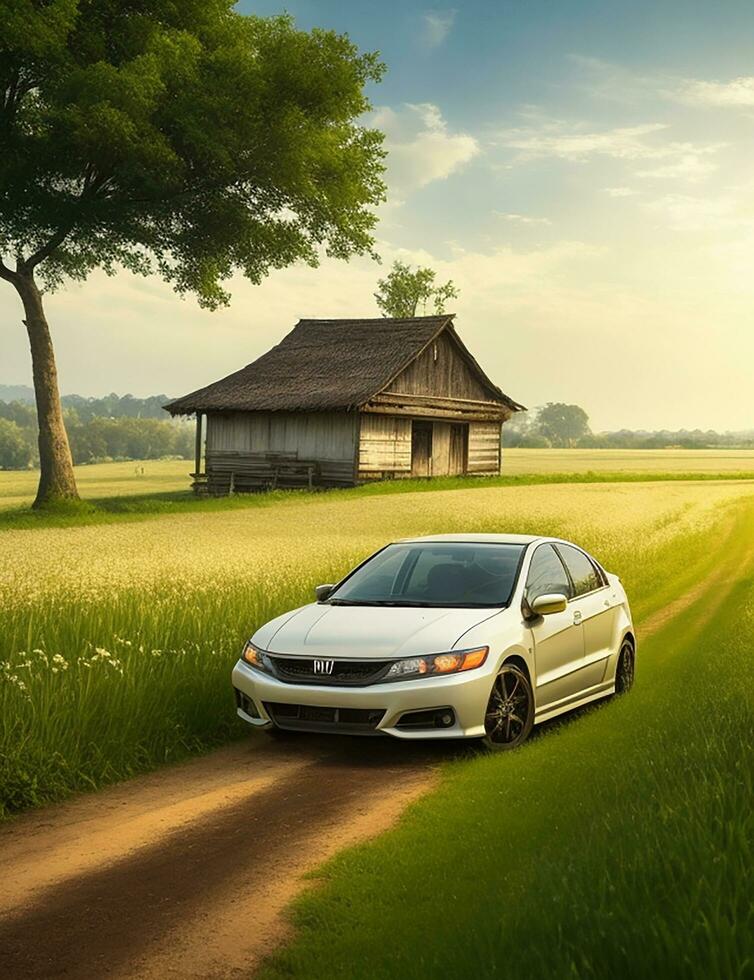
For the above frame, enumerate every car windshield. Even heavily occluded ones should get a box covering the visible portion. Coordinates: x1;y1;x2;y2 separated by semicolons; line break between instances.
327;542;526;608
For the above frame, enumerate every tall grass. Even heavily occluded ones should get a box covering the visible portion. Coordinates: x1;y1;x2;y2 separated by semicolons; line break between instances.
1;482;751;816
259;503;754;980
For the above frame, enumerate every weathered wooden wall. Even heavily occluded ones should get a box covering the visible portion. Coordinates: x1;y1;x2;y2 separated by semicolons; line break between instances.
467;421;502;475
204;411;357;491
357;414;412;480
207;411;355;458
385;331;491;400
357;416;499;480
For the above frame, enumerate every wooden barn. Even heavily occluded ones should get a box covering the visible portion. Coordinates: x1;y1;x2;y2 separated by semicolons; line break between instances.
164;315;524;494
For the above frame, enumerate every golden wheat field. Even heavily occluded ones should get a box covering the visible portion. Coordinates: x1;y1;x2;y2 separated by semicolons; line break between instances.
2;480;752;613
501;447;754;474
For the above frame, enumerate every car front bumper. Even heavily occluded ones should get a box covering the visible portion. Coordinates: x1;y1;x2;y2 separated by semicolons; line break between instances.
231;659;494;739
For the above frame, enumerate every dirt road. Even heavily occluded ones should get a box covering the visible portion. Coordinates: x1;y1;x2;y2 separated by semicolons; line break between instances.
0;735;443;979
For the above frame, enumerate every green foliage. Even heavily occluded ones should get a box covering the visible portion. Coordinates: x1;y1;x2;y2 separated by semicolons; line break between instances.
536;401;591;447
0;418;32;469
503;405;754;450
61;392;172;421
0;400;192;468
0;399;37;428
66;416;192;463
0;2;386;305
374;260;459;318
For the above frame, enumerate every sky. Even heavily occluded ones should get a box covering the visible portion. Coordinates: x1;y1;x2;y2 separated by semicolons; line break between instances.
3;0;754;431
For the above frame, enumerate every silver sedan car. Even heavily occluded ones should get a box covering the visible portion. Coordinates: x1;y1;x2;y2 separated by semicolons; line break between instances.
232;534;635;749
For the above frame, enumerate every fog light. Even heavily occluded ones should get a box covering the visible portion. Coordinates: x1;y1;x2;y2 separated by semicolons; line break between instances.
234;688;260;718
440;712;453;727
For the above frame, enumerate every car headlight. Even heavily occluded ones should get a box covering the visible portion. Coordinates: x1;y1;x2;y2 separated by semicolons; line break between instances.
241;640;273;674
384;646;488;681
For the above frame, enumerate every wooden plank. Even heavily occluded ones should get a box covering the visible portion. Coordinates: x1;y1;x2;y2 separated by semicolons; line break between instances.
194;413;203;478
449;423;468;475
357;414;412;474
374;391;508;411
467;421;501;475
431;421;451;477
411;421;432;477
364;403;506;422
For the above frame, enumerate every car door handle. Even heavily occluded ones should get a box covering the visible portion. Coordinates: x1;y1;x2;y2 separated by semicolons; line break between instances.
573;610;582;624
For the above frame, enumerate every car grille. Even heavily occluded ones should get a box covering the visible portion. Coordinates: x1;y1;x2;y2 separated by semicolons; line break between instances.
263;702;386;734
269;656;392;686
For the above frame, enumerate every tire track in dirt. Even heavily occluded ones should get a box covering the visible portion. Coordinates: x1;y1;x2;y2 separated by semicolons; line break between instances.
0;736;444;979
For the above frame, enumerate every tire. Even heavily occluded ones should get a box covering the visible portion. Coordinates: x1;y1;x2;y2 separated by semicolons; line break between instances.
481;664;535;750
615;638;635;695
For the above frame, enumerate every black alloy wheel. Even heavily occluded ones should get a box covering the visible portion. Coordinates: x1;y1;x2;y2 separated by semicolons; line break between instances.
615;639;635;695
483;664;534;750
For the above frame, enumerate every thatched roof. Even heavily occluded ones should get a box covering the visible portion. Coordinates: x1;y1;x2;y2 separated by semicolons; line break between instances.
164;315;523;415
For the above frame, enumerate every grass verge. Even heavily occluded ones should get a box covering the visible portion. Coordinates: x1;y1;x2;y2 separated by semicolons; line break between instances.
257;505;754;980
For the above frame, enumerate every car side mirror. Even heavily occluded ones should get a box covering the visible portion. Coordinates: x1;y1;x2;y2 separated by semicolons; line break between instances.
315;583;335;602
530;593;568;616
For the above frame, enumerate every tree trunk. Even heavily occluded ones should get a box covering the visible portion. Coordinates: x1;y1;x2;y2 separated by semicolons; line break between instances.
13;273;79;507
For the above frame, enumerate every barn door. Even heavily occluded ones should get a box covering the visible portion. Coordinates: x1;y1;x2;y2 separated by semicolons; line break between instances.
411;421;432;477
449;423;468;476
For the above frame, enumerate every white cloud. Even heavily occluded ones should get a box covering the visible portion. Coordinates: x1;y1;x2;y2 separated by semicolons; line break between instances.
568;55;754;116
603;186;639;197
372;102;479;196
635;150;719;182
674;76;754;107
494;212;552;226
421;9;456;48
567;55;664;105
498;120;666;161
639;192;752;232
496;115;724;186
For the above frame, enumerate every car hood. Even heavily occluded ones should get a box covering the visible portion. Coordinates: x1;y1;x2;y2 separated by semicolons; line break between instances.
261;603;504;660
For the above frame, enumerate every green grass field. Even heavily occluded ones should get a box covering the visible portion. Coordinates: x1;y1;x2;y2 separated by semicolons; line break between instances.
260;502;754;980
0;459;190;512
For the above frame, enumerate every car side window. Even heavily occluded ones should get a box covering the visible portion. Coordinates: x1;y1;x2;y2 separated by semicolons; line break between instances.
556;544;603;597
525;544;571;602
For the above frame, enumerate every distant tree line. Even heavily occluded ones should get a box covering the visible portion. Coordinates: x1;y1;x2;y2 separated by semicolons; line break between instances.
503;403;754;450
0;395;192;470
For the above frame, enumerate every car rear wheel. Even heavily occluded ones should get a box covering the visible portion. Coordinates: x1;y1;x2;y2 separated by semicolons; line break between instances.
482;664;534;750
615;639;635;694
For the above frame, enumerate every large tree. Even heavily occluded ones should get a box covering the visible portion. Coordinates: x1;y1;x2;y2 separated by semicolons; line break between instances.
0;1;385;506
536;403;591;448
374;260;458;318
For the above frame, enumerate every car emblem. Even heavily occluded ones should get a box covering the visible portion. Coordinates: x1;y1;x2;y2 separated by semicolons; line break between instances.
313;659;335;675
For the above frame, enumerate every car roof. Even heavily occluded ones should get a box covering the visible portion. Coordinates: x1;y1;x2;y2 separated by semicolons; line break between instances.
396;533;545;545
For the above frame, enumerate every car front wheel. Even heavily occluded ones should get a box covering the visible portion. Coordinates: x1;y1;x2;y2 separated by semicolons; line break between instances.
482;664;534;750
